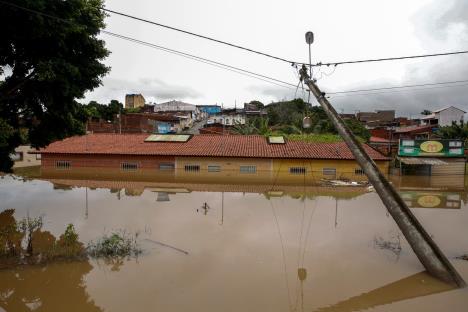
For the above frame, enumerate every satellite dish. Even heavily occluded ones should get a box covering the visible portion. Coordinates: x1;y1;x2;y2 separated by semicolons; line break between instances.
305;31;314;45
303;116;312;128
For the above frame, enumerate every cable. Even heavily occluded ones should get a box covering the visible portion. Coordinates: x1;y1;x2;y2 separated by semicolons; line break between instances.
310;50;468;67
0;1;297;90
101;7;296;65
328;79;468;95
328;81;468;98
101;31;297;89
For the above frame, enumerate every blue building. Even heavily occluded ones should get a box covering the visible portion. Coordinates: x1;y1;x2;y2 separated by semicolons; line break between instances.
197;105;221;115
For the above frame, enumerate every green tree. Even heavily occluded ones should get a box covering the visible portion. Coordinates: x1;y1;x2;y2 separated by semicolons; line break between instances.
0;0;109;172
437;121;468;145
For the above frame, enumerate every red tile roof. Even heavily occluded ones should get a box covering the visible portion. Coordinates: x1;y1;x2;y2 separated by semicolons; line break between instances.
370;136;392;143
394;125;434;133
35;134;389;160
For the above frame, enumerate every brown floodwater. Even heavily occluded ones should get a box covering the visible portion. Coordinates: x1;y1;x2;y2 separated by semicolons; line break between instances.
1;167;468;311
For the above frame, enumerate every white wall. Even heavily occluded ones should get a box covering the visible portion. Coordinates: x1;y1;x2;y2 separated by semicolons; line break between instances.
436;107;465;126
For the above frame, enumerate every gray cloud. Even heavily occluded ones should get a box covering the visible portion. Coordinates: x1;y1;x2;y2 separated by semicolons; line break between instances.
315;0;468;117
83;77;202;104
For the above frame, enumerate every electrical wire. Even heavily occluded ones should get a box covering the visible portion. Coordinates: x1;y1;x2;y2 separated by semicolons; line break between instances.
0;0;297;90
328;81;468;98
328;79;468;94
101;31;297;89
309;50;468;67
4;0;468;100
101;7;296;65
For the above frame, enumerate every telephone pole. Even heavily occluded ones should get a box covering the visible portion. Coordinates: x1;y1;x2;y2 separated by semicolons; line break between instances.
304;77;465;287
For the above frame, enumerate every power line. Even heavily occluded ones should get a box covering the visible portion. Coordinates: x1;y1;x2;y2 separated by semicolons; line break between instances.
101;7;296;65
3;0;468;99
101;6;468;68
328;81;468;98
101;31;297;89
328;79;468;95
0;1;297;90
311;50;468;67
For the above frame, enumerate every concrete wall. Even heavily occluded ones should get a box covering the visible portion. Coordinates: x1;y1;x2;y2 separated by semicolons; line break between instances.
42;154;175;169
41;154;390;182
437;107;465;126
12;146;41;168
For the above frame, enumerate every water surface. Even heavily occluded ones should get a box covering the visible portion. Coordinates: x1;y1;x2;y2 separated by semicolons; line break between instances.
1;168;467;311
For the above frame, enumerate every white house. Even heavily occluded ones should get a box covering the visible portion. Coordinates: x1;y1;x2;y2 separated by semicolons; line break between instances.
153;100;204;121
421;106;466;127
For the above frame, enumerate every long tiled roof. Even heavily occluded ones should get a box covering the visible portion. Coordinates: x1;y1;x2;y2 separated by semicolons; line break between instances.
36;134;389;160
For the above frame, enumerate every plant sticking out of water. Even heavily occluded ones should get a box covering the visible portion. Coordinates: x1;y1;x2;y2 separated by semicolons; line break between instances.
0;209;24;257
86;230;142;259
17;214;43;256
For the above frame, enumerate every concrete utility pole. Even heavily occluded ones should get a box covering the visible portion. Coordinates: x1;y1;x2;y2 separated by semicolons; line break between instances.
304;78;465;287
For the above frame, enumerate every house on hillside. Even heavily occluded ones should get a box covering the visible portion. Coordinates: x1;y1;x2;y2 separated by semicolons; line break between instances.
421;106;466;127
197;105;221;116
356;110;395;128
154;100;203;121
125;94;145;109
207;108;246;126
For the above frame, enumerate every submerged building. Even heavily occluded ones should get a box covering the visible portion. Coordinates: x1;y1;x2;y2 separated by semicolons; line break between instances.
33;134;390;181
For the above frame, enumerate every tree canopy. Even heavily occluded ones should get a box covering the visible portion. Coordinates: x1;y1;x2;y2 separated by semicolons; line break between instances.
0;0;109;172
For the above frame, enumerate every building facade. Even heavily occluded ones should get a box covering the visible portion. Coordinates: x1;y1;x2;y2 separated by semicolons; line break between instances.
125;94;146;109
34;134;390;182
421;106;466;127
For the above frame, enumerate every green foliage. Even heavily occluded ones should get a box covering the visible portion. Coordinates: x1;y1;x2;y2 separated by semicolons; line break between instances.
287;133;344;143
0;0;110;171
0;119;15;172
87;231;141;258
344;119;371;141
234;98;370;141
421;109;432;115
0;209;24;257
437;121;468;145
123;107;141;114
56;224;85;258
85;99;123;121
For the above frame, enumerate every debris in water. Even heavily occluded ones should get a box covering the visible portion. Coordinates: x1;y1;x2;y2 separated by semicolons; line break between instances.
144;238;189;255
374;234;402;256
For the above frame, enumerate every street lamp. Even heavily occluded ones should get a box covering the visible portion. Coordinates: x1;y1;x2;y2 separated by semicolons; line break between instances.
303;31;314;128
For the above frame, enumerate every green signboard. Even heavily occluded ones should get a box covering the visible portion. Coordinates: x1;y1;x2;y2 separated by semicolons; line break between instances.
398;139;464;157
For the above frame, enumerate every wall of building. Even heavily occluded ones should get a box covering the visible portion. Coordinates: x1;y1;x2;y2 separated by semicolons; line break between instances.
40;154;390;182
272;159;390;181
41;154;175;169
125;94;145;109
12;145;41;168
437;107;465;126
431;159;466;176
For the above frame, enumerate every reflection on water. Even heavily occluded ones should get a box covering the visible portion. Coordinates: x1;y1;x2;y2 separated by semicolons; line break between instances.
315;271;454;312
0;167;467;311
0;261;102;312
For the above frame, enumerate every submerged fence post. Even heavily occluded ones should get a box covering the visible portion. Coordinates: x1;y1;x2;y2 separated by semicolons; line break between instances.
305;78;465;287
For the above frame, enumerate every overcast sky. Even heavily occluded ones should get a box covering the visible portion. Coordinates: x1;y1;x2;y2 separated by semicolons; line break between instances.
83;0;468;117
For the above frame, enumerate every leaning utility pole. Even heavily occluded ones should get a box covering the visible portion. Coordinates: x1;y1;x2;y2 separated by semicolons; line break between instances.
305;77;465;287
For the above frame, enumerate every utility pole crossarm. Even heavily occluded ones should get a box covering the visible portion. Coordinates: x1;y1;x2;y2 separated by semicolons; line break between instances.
304;78;465;288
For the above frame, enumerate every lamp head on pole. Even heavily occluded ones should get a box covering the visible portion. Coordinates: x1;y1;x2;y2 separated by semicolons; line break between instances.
305;31;314;45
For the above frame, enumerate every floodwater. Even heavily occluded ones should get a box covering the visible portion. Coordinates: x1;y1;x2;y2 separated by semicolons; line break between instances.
1;167;468;311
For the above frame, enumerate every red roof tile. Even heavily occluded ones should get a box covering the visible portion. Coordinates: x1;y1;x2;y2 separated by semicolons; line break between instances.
36;134;389;160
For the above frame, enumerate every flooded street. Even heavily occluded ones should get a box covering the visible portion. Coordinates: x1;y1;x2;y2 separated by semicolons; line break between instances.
1;168;468;311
